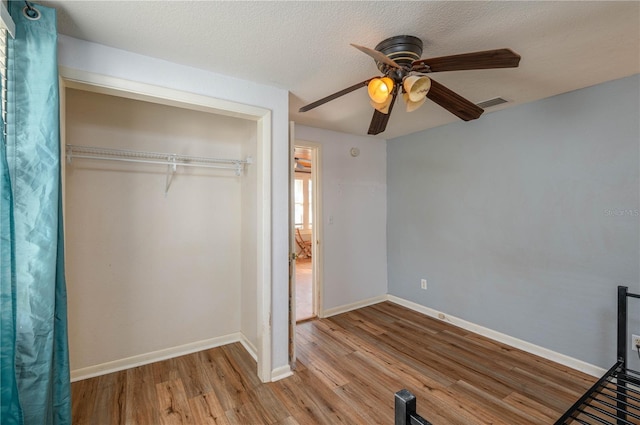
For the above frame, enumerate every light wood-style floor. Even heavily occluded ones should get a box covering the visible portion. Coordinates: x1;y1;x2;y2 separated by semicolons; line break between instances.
71;302;597;424
295;258;314;322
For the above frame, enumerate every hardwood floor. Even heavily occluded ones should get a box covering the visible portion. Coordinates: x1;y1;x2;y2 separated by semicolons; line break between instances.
71;301;598;424
295;258;314;322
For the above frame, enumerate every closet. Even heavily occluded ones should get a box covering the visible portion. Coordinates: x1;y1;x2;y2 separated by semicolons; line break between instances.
63;87;260;379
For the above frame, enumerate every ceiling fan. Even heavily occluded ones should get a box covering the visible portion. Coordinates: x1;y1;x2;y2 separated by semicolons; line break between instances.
298;35;521;135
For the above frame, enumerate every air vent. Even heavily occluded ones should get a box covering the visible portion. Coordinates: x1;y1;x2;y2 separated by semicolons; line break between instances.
476;97;509;109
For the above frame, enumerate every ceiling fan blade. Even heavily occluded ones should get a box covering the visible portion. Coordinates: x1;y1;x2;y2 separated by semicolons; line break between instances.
299;78;376;113
368;91;398;135
412;48;521;73
426;79;483;121
351;43;402;70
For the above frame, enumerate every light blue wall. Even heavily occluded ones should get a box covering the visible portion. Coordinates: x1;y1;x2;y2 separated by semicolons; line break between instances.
387;75;640;369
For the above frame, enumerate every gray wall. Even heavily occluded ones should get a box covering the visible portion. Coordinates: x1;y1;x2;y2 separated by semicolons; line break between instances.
387;74;639;369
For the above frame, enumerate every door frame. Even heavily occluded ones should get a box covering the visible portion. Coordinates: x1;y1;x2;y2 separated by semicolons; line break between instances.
59;67;274;382
296;140;323;318
289;137;323;367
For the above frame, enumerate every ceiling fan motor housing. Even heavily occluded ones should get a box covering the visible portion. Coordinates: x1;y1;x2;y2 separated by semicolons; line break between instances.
374;35;423;72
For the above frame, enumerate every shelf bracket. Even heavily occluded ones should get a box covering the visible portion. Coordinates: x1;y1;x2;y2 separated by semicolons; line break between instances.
165;155;177;196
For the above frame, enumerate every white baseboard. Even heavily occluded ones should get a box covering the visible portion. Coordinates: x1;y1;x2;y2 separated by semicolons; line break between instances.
322;294;388;318
70;332;244;382
240;334;258;362
270;365;293;382
387;295;606;378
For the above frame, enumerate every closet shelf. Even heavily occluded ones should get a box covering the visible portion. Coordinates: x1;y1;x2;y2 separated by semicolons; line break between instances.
65;144;252;176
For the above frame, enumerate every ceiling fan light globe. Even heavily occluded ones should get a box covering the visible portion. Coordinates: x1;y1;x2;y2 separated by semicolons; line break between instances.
370;95;392;114
367;77;394;104
403;75;431;102
403;92;426;112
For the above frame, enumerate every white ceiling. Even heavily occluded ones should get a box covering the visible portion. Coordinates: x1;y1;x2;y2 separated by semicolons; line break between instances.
41;1;639;139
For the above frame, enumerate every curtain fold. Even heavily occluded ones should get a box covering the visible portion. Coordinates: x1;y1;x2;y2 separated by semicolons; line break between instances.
1;84;22;425
0;1;71;424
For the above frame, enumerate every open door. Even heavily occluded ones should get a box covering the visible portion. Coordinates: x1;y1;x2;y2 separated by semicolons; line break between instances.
288;121;297;369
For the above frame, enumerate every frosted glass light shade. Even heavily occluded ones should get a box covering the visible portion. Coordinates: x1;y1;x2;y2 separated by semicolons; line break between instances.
403;75;431;102
367;77;394;104
370;95;393;114
403;92;426;112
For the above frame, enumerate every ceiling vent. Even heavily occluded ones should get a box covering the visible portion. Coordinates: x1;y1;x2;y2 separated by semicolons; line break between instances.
476;97;509;109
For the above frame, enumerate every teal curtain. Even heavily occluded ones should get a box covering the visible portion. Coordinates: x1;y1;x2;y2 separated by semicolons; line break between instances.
0;2;71;424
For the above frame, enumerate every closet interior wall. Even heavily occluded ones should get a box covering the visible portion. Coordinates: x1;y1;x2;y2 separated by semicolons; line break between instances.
64;88;258;374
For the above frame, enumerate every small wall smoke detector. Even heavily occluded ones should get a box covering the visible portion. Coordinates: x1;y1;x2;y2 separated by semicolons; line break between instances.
350;147;360;157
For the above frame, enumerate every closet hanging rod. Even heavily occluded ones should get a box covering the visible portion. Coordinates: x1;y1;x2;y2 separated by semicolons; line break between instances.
66;144;252;175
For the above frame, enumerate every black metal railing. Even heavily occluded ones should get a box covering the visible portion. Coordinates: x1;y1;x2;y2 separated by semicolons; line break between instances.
395;389;432;425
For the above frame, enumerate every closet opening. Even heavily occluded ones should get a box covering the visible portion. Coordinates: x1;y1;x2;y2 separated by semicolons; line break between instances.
59;70;273;383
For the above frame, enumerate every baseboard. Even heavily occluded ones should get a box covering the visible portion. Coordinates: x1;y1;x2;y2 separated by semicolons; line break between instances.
322;294;388;318
70;332;244;382
270;365;293;382
386;295;606;378
240;334;258;362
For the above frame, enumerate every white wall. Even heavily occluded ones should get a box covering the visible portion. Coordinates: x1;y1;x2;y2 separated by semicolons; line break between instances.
294;125;388;311
65;89;256;370
387;74;640;370
58;35;290;373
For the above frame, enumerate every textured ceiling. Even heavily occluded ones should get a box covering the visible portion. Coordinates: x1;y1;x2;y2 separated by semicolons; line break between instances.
40;1;640;139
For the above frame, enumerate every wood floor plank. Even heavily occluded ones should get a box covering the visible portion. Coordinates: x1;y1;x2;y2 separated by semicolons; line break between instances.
93;370;126;425
71;301;600;424
245;385;292;424
125;364;160;424
175;351;214;399
221;343;262;389
503;391;562;423
224;401;269;424
273;415;300;425
299;351;350;389
70;376;97;425
188;392;230;425
450;379;547;425
152;356;179;384
292;368;370;424
156;378;193;424
269;373;336;424
197;349;248;411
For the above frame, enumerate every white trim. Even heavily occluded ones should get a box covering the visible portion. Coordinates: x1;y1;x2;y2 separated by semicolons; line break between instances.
322;295;388;318
256;114;272;382
59;68;273;383
270;365;294;382
386;295;607;378
240;334;258;362
70;333;243;382
59;67;267;121
0;2;15;38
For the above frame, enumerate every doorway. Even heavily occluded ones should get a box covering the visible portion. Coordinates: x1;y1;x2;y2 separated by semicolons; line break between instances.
293;145;317;322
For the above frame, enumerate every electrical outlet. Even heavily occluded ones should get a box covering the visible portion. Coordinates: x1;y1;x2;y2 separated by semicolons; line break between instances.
421;279;427;290
632;334;640;351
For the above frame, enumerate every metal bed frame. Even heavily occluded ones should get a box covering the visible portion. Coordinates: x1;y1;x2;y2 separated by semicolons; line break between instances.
395;286;640;425
554;286;640;425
